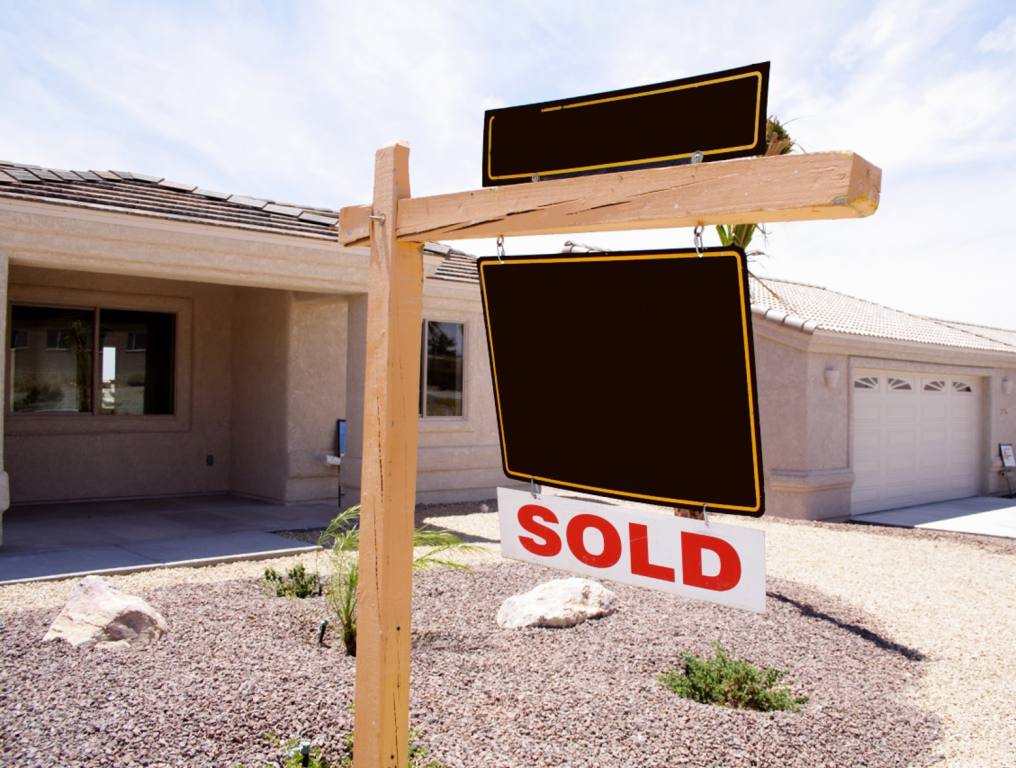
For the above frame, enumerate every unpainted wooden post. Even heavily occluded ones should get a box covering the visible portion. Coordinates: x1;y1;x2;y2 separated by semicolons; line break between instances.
352;141;423;768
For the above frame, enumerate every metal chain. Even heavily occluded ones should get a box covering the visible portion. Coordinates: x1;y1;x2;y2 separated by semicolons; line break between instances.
693;225;704;257
496;234;505;263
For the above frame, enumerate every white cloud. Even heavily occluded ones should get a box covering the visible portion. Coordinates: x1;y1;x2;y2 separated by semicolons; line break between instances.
1;1;1013;328
978;14;1016;52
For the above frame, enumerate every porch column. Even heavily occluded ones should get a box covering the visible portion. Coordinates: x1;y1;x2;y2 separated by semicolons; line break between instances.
341;293;368;508
0;253;9;545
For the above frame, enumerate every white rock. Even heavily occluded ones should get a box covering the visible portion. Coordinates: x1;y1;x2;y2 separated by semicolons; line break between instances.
43;575;168;649
496;577;617;629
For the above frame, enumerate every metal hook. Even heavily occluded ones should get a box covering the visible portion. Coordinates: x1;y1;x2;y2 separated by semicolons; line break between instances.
693;225;704;258
496;234;505;264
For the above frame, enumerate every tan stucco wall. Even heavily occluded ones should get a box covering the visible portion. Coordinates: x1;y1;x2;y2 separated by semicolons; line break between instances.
341;280;521;507
229;287;289;501
752;328;853;520
5;266;233;503
285;292;347;502
0;254;9;531
988;368;1016;494
229;288;349;503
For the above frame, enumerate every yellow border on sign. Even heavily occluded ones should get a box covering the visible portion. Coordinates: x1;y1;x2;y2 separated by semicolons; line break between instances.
479;250;762;512
487;71;763;181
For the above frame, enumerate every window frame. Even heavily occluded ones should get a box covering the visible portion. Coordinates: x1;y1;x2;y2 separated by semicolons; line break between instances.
6;285;191;435
419;318;467;420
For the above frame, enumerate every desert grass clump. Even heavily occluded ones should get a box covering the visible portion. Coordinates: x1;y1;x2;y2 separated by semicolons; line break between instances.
321;504;478;656
263;563;322;598
659;643;808;713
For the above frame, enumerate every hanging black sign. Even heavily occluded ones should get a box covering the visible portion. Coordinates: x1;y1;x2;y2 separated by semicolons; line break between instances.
482;62;769;187
478;247;764;516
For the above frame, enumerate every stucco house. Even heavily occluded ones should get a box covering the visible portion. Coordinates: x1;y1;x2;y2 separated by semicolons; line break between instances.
1;160;1013;543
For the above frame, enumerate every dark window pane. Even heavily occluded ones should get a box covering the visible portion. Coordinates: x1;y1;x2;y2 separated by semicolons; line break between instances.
10;305;93;413
425;321;463;417
98;309;175;415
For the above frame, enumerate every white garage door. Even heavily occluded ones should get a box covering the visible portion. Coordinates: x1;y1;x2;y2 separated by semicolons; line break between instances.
850;370;981;515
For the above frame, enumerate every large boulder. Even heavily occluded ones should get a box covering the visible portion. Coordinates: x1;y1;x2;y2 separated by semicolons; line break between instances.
44;575;168;649
496;577;617;629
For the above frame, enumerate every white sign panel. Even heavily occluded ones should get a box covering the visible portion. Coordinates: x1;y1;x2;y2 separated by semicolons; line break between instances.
498;487;765;612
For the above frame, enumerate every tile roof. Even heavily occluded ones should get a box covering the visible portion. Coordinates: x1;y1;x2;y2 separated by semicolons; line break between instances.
0;160;340;239
0;159;473;283
750;276;1016;354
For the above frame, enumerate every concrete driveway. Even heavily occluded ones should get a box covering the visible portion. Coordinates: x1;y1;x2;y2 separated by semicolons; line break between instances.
0;495;340;584
852;495;1016;538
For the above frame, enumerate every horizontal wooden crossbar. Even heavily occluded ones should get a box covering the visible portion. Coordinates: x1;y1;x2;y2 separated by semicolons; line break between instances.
338;151;880;247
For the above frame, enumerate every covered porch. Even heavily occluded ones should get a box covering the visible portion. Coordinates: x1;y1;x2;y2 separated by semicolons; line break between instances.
0;494;338;583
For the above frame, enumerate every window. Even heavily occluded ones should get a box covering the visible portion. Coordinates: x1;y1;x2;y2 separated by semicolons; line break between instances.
888;376;913;391
952;380;972;393
420;320;464;417
853;376;879;390
923;380;946;392
9;305;175;416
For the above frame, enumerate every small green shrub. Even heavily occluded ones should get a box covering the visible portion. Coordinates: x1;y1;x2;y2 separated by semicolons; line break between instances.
263;563;322;599
338;727;446;767
658;644;808;713
321;504;478;657
245;729;446;768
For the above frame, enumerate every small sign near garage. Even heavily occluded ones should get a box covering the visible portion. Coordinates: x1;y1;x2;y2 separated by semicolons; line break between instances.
482;61;769;186
479;247;764;515
498;488;766;612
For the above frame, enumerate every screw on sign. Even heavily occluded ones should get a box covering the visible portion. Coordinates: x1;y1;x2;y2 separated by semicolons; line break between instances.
498;488;765;613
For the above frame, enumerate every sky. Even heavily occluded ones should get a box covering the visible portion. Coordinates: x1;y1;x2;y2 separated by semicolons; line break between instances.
2;0;1015;328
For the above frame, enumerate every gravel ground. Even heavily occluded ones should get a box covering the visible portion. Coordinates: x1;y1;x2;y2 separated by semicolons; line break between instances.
1;564;937;768
1;503;1013;766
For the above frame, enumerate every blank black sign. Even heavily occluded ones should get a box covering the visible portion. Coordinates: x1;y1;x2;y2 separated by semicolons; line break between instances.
478;248;764;516
483;62;769;186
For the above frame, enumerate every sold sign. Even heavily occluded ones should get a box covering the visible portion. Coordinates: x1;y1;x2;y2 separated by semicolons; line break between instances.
498;488;765;612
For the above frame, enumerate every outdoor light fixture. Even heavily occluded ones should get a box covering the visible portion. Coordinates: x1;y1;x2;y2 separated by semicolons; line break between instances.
824;367;841;389
1003;377;1014;396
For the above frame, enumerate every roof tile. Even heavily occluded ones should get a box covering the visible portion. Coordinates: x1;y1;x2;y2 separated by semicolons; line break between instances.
298;211;338;225
264;203;303;217
51;169;84;181
5;167;41;182
194;187;231;200
159;179;197;192
227;195;268;209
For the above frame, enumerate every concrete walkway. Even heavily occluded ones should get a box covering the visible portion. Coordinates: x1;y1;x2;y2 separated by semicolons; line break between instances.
0;495;340;583
852;495;1016;538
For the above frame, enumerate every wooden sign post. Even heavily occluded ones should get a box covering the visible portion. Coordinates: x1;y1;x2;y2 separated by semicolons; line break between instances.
345;145;881;767
352;142;422;768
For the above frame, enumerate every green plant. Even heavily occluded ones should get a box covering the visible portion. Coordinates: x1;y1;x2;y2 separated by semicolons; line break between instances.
658;643;808;713
237;734;333;768
338;727;446;768
321;504;479;656
263;563;322;598
715;115;797;256
244;728;447;768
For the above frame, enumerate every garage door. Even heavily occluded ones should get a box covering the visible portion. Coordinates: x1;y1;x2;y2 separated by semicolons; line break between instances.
850;370;981;514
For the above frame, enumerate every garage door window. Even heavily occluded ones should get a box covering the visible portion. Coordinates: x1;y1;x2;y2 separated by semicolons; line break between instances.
952;381;973;393
854;376;879;390
888;376;913;391
923;380;945;392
